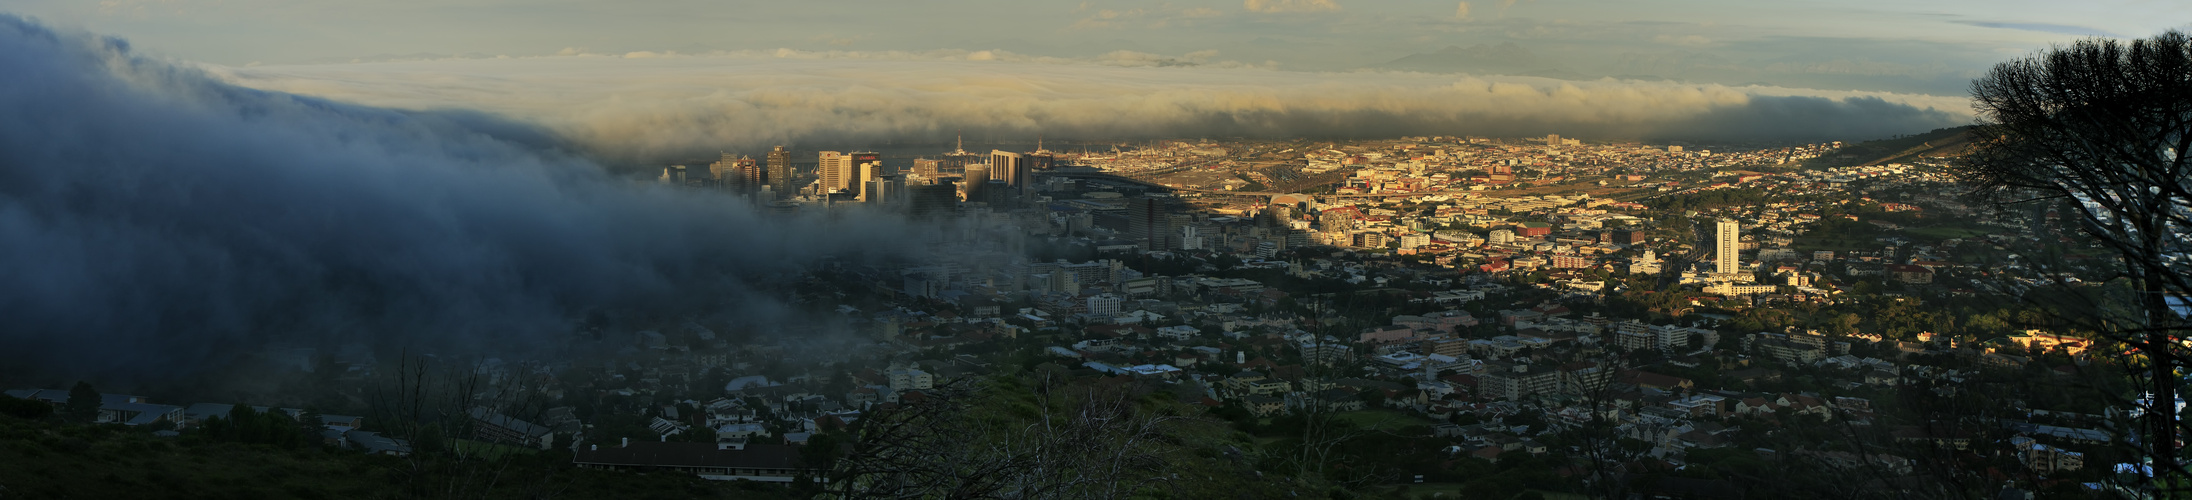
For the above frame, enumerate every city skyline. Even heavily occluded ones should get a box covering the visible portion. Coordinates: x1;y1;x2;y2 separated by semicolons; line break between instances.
3;5;2188;497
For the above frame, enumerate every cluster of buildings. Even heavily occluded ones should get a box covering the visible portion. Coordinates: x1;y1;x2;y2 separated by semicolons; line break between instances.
659;137;1061;217
11;135;2121;494
0;388;423;456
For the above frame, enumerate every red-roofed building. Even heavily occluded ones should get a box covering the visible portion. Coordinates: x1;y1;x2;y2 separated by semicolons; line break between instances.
1884;264;1933;284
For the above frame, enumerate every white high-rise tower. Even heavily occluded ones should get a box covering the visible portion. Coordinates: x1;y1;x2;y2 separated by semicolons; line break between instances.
1715;218;1741;275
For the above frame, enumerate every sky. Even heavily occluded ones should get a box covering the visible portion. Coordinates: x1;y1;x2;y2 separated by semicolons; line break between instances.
7;0;2177;164
11;0;2181;83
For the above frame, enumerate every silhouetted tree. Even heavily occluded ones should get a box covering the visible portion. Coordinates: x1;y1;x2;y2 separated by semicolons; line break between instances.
64;381;99;423
1955;29;2192;493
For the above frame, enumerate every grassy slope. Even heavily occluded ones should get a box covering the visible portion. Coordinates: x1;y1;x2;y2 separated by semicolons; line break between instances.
1333;408;1439;432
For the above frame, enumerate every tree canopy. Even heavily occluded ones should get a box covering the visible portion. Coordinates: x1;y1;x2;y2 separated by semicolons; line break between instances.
1956;29;2192;492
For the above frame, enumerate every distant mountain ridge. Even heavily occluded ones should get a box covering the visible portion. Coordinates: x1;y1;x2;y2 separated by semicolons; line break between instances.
1838;126;1979;166
1371;43;1974;95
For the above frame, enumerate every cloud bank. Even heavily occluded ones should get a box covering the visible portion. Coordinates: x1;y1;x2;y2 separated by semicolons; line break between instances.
214;49;1975;164
0;16;904;378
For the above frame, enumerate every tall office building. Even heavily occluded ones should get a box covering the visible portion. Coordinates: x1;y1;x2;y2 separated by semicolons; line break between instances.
766;146;793;198
660;165;687;184
1169;216;1198;249
738;156;763;191
962;162;990;201
708;153;739;181
1263;205;1293;228
1127;197;1169;250
912;158;942;178
1715;218;1741;275
856;162;883;201
855;162;873;200
908;180;957;219
985;180;1010;205
818;151;850;193
710;153;761;194
849;152;881;172
849;152;882;198
864;174;906;206
990;150;1026;195
1177;225;1203;250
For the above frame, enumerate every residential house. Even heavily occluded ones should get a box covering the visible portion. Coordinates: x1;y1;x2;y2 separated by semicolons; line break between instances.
5;389;183;428
888;368;935;391
1225;371;1292;397
1479;362;1561;401
344;430;413;456
1243;395;1287;417
469;407;557;450
2010;437;2085;474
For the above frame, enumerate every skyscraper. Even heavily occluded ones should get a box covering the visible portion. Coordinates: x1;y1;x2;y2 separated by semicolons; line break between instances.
912;158;942;178
737;156;762;191
849;152;881;172
864;174;905;206
708;153;738;181
1716;218;1741;275
1127;197;1169;250
766;146;792;198
980;180;1009;206
710;153;761;194
990;150;1025;195
856;161;881;201
855;152;883;197
818;151;849;193
962;162;989;201
908;180;957;219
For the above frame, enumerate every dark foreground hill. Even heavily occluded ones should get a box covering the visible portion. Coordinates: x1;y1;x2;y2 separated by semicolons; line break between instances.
0;414;795;500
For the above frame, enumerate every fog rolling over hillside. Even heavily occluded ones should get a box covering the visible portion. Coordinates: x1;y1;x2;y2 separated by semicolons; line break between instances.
0;16;905;378
218;50;1975;164
0;12;1973;378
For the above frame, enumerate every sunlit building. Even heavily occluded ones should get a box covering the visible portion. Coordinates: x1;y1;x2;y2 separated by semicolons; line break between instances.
1715;218;1741;275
